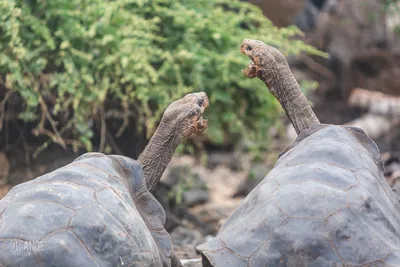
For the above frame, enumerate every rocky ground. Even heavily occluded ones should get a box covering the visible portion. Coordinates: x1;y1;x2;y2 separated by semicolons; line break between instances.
160;154;254;260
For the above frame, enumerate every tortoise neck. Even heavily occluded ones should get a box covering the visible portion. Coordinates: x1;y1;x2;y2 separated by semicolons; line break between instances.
261;61;320;134
138;121;181;192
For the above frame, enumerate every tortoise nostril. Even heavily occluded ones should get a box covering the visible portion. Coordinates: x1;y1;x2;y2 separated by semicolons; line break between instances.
189;109;199;117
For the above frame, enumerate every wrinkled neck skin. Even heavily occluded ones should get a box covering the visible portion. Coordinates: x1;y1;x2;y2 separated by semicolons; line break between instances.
138;120;183;192
260;61;320;135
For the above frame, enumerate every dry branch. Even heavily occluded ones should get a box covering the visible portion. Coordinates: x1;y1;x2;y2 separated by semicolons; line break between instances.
286;112;396;141
99;105;106;153
345;114;394;139
348;88;400;116
299;54;335;81
0;89;13;134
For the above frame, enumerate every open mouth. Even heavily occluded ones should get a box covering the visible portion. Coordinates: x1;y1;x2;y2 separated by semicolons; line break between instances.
240;44;258;78
242;58;258;78
197;108;206;123
197;114;207;130
196;96;209;131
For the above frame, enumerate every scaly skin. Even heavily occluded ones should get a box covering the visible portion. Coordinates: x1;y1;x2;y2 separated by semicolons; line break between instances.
138;92;209;193
240;39;320;134
138;92;208;267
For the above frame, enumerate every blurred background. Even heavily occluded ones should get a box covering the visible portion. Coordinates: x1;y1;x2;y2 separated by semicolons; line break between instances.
1;0;400;260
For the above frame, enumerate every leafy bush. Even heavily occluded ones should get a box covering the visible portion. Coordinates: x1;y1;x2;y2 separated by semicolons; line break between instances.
0;0;321;154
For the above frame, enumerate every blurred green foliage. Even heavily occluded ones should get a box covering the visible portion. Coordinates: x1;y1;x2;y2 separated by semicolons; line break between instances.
386;0;400;36
0;0;322;153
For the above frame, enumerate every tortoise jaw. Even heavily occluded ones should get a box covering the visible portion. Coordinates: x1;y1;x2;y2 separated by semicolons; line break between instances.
240;41;258;78
242;59;258;78
195;97;209;133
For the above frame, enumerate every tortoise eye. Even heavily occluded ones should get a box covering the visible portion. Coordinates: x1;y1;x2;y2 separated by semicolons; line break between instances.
246;45;252;51
197;98;204;107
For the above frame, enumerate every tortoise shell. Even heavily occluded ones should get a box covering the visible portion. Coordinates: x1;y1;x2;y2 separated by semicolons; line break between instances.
0;153;172;267
198;125;400;266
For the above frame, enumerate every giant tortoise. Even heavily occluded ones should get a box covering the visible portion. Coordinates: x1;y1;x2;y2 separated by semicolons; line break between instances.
0;92;209;267
197;39;400;266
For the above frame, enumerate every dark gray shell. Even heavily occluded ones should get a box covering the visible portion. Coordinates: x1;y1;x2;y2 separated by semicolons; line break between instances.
0;153;172;267
198;125;400;266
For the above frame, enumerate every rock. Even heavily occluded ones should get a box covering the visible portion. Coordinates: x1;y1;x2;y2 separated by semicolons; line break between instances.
180;259;202;267
286;124;298;143
162;165;206;188
153;183;184;231
171;226;204;259
183;188;209;207
178;236;216;266
382;151;400;190
385;162;400;178
392;179;400;194
161;165;209;207
154;165;212;233
206;151;241;171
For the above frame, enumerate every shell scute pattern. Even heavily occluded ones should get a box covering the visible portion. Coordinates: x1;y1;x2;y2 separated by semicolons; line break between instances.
34;168;109;192
278;137;363;171
38;230;100;266
274;180;347;219
0;239;40;266
220;200;284;257
198;125;400;266
384;250;400;267
346;184;400;248
324;206;391;265
0;152;170;267
267;163;358;191
11;181;95;210
249;218;343;267
68;204;160;266
0;201;74;240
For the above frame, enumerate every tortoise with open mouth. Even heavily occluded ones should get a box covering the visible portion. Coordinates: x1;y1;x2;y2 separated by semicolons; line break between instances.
197;39;400;266
0;92;209;267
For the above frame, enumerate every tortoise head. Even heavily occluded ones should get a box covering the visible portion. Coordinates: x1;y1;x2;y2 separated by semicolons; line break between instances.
160;92;209;139
240;39;320;134
240;39;287;84
138;92;209;192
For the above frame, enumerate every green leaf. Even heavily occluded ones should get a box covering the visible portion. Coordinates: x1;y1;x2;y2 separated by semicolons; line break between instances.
0;0;323;153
